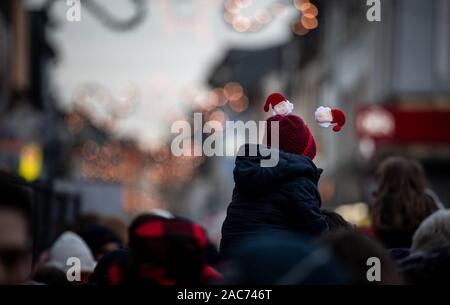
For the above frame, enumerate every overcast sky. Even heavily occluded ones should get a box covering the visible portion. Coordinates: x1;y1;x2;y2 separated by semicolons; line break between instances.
27;0;298;147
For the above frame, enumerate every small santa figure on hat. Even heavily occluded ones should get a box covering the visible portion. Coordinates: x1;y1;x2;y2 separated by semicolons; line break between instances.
264;93;294;116
264;92;346;132
314;106;346;132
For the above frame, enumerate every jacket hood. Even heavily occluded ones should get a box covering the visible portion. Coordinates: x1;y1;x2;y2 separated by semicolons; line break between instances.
233;144;322;190
46;231;97;273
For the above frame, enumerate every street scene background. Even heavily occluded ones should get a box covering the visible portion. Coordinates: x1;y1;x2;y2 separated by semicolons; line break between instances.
1;0;450;284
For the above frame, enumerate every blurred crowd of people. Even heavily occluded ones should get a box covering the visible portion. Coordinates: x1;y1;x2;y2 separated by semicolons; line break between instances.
0;93;446;286
0;154;449;285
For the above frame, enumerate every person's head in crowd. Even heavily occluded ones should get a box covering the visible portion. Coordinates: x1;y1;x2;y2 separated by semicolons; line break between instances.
398;210;450;284
321;231;403;285
89;248;133;285
100;216;129;246
0;171;33;285
75;213;102;231
222;231;349;285
149;208;174;219
371;156;438;248
46;231;97;284
79;224;123;261
412;209;450;252
33;266;69;285
205;242;221;268
128;214;222;285
321;209;354;233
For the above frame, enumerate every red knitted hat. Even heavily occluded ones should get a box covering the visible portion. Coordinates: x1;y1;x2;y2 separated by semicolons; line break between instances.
266;114;316;160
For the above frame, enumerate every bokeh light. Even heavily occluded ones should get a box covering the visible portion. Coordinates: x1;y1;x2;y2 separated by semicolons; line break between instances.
229;94;249;113
232;15;251;32
301;15;318;30
301;2;318;18
223;82;244;101
208;110;228;128
293;0;310;10
254;8;272;24
292;20;309;36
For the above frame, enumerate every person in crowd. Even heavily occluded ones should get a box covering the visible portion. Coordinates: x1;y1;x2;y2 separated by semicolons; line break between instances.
79;224;123;261
220;94;329;258
45;231;97;284
75;214;102;232
0;171;34;285
321;231;403;285
371;156;439;249
89;248;134;285
33;266;69;285
321;209;354;233
411;209;450;252
398;245;450;284
222;231;349;285
397;210;450;284
148;208;175;219
99;216;129;246
205;242;221;269
127;214;222;285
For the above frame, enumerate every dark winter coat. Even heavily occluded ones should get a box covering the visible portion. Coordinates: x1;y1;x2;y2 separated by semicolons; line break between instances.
220;144;328;258
398;245;450;284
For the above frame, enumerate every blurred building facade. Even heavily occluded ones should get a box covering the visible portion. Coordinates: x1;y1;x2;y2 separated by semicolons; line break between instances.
208;0;450;212
0;0;82;254
2;0;450;245
291;0;450;207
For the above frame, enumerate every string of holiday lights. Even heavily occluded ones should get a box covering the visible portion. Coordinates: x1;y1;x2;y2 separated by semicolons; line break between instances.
223;0;319;36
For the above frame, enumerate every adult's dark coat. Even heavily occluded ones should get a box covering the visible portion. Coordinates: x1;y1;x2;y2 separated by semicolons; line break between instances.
398;245;450;284
220;145;328;258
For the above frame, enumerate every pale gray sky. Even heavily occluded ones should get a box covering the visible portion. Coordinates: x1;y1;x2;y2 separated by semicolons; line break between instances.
28;0;298;147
